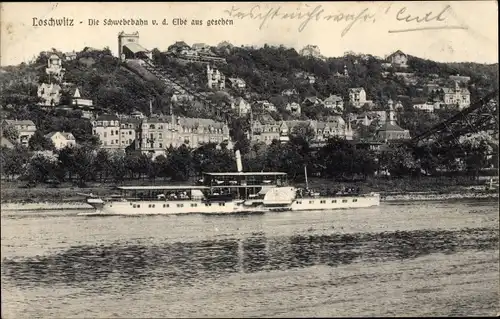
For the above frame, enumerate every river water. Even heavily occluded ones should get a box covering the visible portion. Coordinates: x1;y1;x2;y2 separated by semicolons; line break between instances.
1;200;499;318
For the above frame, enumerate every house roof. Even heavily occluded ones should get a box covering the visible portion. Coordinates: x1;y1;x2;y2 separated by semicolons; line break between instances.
192;43;209;49
324;95;343;103
45;131;75;140
1;136;14;148
378;122;406;132
96;114;120;121
123;42;150;54
387;50;406;58
303;96;322;104
349;88;364;93
39;83;61;93
4;119;36;126
73;88;81;98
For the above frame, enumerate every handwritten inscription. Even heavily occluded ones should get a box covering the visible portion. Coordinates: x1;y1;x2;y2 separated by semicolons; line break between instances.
223;4;465;36
396;5;450;23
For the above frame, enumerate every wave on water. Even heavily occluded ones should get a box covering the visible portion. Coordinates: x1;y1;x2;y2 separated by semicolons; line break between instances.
2;227;498;292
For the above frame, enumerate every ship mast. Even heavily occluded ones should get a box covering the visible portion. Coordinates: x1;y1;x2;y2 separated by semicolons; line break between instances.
304;164;309;190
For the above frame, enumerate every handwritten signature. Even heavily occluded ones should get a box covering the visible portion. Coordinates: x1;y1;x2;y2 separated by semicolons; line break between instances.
223;4;467;36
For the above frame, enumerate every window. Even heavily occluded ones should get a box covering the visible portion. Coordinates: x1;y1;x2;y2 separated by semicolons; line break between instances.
111;140;114;145
320;200;326;204
115;140;118;144
342;199;348;203
159;143;163;148
137;204;140;208
332;200;337;203
177;204;184;208
129;131;133;135
111;130;114;136
295;201;302;204
133;204;136;208
309;200;314;204
191;203;197;207
115;130;119;135
353;199;358;202
104;132;107;138
150;124;155;129
205;203;211;207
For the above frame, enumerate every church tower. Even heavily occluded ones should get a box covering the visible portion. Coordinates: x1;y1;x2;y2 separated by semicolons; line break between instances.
387;99;396;125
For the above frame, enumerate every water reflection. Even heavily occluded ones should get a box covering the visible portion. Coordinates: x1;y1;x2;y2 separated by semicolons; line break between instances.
2;227;498;291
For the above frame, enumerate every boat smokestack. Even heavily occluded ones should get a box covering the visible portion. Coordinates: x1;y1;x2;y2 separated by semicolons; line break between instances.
235;150;243;172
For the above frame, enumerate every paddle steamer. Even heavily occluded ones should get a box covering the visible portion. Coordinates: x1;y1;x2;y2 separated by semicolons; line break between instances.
82;151;380;215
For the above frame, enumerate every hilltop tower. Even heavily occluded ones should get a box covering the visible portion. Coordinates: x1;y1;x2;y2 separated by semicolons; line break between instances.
118;31;140;61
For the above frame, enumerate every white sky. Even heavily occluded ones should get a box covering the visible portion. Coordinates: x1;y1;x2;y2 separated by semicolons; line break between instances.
1;1;498;66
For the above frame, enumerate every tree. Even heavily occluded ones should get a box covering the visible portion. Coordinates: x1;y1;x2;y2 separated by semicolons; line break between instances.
70;146;97;186
1;125;19;142
1;145;30;180
24;151;60;184
109;152;127;183
166;145;193;181
459;132;496;180
28;131;55;151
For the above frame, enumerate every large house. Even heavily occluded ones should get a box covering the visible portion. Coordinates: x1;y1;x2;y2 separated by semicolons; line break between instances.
255;100;277;113
299;45;324;60
431;81;471;110
250;115;353;145
207;65;225;90
37;83;62;106
228;77;246;89
232;97;251;116
91;115;122;150
323;95;344;110
45;131;77;150
1;119;37;147
348;88;367;108
92;114;231;155
285;102;301;115
386;50;408;68
139;115;230;156
46;54;65;81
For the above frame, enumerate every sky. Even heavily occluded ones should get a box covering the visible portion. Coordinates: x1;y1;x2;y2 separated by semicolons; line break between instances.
1;1;498;66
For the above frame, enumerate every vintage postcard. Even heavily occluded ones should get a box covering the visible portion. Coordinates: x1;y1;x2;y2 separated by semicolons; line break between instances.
1;1;498;318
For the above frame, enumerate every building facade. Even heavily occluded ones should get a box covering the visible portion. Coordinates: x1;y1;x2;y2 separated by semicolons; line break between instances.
45;131;77;150
207;65;225;90
91;115;122;150
92;115;231;155
349;88;367;108
2;120;37;147
387;50;408;68
37;83;62;106
299;45;323;59
435;81;471;110
250;116;353;145
324;95;344;110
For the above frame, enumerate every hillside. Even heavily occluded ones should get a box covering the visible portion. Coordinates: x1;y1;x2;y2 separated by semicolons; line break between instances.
1;44;498;133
